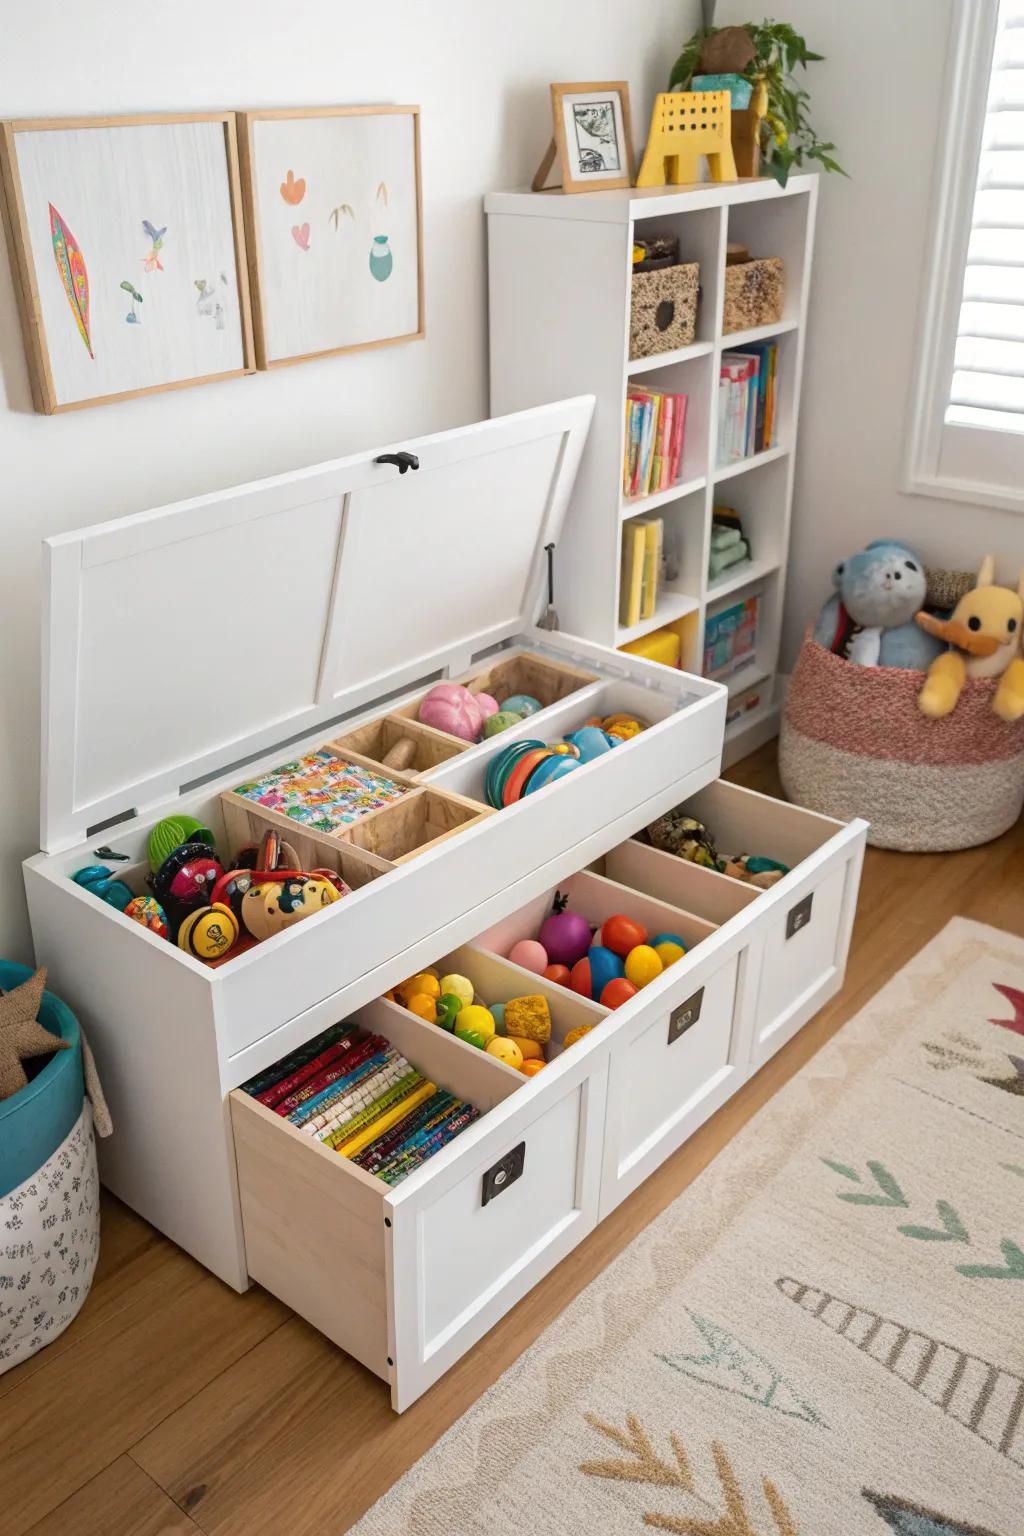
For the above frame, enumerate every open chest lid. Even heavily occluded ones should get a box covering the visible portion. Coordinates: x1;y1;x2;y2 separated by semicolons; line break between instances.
40;395;594;853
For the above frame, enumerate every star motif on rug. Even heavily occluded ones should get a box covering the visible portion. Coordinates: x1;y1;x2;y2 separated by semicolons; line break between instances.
0;967;70;1100
990;983;1024;1038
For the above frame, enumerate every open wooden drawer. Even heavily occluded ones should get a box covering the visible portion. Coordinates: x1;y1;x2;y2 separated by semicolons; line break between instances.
230;979;609;1411
474;782;867;1217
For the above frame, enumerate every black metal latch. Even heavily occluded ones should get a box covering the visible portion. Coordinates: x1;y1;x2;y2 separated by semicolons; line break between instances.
374;451;420;474
482;1142;526;1205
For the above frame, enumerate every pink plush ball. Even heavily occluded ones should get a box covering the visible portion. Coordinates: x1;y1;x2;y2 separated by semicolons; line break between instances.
474;693;500;721
508;938;549;974
419;683;484;741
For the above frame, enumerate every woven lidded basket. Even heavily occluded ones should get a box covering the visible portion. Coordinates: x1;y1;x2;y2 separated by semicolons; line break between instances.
779;637;1024;851
723;257;784;333
629;263;699;359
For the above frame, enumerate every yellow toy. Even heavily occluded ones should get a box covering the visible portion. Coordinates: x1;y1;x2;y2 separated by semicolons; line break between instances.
636;91;737;188
486;1037;524;1070
504;995;552;1044
396;972;439;1005
915;557;1024;722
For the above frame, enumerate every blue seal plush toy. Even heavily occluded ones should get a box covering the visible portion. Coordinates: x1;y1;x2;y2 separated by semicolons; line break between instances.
813;540;945;670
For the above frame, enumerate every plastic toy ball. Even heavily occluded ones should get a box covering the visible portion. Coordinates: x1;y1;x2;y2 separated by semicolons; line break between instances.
475;693;500;720
508;939;548;974
418;682;483;741
439;973;474;1007
396;972;440;1005
651;932;688;967
455;1025;488;1050
484;710;523;738
177;902;239;961
624;944;664;989
600;976;639;1009
124;895;169;940
406;992;437;1024
543;963;571;986
457;1003;496;1040
520;1059;546;1077
570;944;624;1001
487;1037;524;1070
508;1034;544;1061
435;993;463;1031
538;903;592;967
502;693;542;717
599;913;649;958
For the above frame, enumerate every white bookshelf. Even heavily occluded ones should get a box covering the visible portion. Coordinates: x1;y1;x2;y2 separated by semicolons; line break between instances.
485;174;818;763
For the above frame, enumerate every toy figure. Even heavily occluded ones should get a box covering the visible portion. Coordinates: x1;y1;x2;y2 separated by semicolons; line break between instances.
916;557;1024;721
813;540;944;669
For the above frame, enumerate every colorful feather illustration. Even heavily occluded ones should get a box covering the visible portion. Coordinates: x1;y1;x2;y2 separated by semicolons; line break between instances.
49;203;92;358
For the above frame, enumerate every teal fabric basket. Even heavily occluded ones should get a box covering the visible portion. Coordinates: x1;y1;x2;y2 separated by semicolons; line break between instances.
0;962;84;1199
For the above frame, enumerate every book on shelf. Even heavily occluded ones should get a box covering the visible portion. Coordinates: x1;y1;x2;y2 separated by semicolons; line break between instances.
619;515;663;628
623;387;688;499
703;593;761;679
715;343;778;467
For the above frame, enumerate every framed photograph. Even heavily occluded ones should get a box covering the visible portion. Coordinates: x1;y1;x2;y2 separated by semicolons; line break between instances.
238;106;423;369
537;82;634;194
0;113;254;413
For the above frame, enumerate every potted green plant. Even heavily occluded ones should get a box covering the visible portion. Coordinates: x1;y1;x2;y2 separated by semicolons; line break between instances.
669;19;845;185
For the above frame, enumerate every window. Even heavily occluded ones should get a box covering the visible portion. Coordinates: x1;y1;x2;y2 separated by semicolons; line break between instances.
906;0;1024;510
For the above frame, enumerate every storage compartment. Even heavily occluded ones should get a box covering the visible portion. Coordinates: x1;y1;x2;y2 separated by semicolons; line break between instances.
619;779;866;1070
340;787;492;864
231;986;609;1410
332;714;471;778
392;647;598;740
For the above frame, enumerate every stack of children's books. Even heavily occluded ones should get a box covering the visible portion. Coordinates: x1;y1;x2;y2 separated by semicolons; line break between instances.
716;342;779;466
620;516;664;629
623;386;688;499
242;1022;480;1186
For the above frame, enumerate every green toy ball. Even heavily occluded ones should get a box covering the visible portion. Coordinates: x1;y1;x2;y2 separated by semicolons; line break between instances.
148;815;216;871
483;710;523;738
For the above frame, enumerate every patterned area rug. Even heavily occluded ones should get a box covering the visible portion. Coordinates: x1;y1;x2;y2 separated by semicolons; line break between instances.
350;917;1024;1536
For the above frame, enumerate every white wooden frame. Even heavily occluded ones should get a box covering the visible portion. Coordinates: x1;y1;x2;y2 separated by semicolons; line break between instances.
902;0;1024;514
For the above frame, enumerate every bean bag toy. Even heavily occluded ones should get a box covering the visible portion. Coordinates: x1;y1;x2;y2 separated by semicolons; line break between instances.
0;963;110;1375
779;636;1024;851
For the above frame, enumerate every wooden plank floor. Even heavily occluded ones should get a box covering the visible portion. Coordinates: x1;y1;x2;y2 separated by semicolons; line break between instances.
3;746;1023;1536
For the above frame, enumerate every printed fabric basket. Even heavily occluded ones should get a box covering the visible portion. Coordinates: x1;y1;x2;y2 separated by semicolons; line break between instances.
0;963;107;1375
779;636;1024;851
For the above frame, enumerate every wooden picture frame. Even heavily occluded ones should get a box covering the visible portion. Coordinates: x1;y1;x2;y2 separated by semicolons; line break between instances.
0;112;254;413
532;82;635;194
237;105;424;369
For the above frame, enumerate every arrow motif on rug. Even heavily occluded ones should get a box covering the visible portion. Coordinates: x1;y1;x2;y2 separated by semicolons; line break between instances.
580;1415;799;1534
822;1158;908;1206
656;1311;826;1426
776;1277;1024;1468
957;1239;1024;1281
897;1200;970;1244
863;1489;1005;1535
990;983;1024;1038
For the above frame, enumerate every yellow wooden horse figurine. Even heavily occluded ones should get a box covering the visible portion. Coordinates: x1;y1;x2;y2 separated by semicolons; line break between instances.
636;90;738;187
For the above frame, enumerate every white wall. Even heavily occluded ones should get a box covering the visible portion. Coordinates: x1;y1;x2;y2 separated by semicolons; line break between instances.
717;0;1024;663
0;0;699;964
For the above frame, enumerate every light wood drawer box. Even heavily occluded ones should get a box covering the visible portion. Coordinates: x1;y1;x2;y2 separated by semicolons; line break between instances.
230;979;609;1411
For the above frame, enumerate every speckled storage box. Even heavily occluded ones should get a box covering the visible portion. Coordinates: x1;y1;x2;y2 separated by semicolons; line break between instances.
629;262;699;359
723;257;784;334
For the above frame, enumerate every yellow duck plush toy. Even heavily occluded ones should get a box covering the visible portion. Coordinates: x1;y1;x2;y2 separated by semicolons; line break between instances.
915;557;1024;721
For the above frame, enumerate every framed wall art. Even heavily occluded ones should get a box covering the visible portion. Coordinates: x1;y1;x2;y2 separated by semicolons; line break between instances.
0;112;254;413
238;106;423;368
532;82;635;194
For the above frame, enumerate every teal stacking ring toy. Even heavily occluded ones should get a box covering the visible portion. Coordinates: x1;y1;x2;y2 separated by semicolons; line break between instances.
486;739;544;809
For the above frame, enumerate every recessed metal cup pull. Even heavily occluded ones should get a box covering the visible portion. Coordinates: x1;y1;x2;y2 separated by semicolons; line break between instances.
786;892;814;940
482;1141;525;1205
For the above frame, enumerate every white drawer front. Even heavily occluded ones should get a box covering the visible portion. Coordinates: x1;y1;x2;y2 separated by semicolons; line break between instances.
753;858;849;1064
602;948;740;1216
386;1038;608;1410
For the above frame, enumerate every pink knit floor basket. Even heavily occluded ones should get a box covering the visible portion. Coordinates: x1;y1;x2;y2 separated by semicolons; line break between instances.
779;637;1024;851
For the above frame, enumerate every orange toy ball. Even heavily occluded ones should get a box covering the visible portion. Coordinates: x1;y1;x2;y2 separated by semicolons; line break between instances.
600;913;648;957
520;1058;546;1077
543;963;572;986
600;976;639;1009
406;992;437;1023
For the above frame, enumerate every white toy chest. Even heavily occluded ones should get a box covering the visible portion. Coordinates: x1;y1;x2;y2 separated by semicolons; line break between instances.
23;397;866;1410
